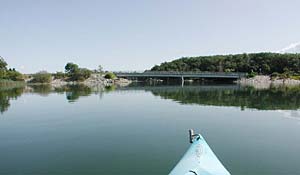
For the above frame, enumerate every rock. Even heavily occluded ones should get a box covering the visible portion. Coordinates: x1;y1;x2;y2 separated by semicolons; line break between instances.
49;74;132;88
238;75;300;89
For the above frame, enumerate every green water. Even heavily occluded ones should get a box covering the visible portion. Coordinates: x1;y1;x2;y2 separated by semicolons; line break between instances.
1;83;300;175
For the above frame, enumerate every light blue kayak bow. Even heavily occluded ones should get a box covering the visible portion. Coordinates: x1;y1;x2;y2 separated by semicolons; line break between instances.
169;130;231;175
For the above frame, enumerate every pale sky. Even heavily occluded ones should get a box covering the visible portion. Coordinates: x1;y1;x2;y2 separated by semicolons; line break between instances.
1;0;300;73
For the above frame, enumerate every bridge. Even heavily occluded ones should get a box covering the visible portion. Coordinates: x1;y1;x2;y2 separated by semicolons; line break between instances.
114;71;246;81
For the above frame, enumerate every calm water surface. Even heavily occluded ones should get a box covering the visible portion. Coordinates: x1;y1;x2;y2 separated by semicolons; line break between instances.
1;83;300;175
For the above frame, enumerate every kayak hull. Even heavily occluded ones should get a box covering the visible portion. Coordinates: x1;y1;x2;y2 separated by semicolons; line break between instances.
169;134;230;175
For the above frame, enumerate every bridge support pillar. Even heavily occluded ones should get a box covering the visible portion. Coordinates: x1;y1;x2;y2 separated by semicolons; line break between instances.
181;76;184;87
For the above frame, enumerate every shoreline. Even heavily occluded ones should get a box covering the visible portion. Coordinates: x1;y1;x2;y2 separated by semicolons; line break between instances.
25;74;132;88
238;75;300;89
3;75;300;90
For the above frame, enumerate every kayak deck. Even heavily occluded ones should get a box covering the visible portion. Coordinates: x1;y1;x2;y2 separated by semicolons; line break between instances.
169;130;230;175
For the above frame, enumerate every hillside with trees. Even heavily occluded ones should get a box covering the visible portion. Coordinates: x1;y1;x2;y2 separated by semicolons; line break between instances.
150;53;300;77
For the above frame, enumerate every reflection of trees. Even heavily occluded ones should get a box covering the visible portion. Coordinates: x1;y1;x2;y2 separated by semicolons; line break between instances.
105;85;116;92
2;83;300;113
62;85;93;102
147;85;300;110
30;84;103;102
0;84;111;113
0;86;25;113
29;84;52;96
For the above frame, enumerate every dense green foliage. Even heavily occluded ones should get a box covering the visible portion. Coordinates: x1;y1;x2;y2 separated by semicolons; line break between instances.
0;57;24;81
75;68;92;81
65;63;79;74
30;71;52;83
104;72;116;79
6;69;24;81
151;53;300;75
64;62;92;81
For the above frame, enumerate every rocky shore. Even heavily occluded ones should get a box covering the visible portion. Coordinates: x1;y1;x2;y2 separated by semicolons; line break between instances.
49;74;131;88
238;75;300;89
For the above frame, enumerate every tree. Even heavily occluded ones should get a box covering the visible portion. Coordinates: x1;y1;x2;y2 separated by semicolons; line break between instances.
0;56;7;70
150;53;300;75
64;63;92;81
104;72;116;79
0;56;8;79
98;65;103;73
0;69;6;79
6;69;24;81
68;68;92;81
65;63;79;74
0;56;24;81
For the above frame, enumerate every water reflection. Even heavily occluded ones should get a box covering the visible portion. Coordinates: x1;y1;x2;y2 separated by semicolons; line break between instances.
1;83;300;113
29;84;109;102
0;86;24;113
62;85;92;102
29;84;53;96
133;85;300;110
0;84;108;113
119;83;300;110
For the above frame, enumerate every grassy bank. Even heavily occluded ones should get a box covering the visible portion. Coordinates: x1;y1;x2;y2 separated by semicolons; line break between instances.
0;79;26;87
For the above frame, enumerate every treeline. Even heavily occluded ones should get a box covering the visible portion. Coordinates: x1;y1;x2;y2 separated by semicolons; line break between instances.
30;63;105;83
0;56;24;82
30;62;114;83
150;53;300;76
0;56;116;84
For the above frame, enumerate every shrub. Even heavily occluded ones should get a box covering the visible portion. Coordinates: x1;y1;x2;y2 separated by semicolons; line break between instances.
271;72;280;77
54;72;66;79
69;68;92;81
31;71;52;83
6;70;24;81
0;57;24;81
224;68;234;72
270;72;280;80
0;70;7;79
290;75;300;80
246;72;257;78
104;72;116;79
